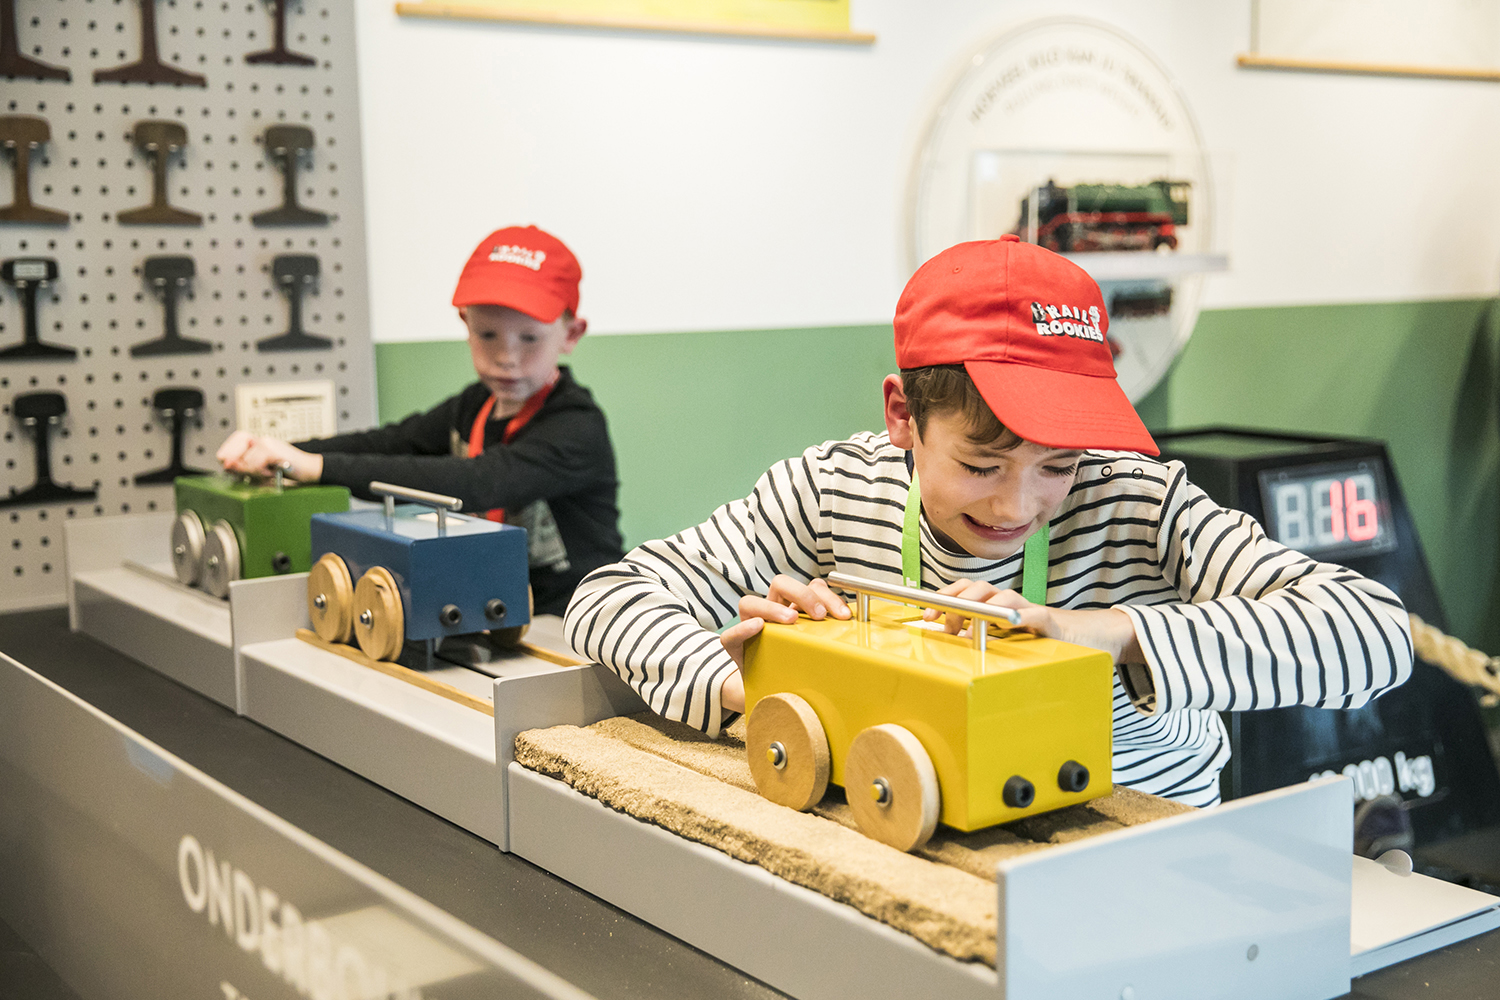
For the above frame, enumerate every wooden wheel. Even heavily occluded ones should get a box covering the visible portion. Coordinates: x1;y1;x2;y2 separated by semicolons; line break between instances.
844;724;940;852
200;519;241;599
353;566;404;662
170;510;205;586
307;553;354;644
746;693;830;811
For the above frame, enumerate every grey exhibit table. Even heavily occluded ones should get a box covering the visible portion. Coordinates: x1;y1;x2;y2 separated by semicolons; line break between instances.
0;608;1498;1000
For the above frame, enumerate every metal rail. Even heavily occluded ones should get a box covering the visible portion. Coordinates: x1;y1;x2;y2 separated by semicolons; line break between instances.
827;571;1022;655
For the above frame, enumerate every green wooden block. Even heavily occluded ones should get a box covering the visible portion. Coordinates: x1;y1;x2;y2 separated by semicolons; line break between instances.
174;475;351;579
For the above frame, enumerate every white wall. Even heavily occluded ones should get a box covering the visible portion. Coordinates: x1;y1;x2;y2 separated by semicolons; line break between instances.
354;1;1500;342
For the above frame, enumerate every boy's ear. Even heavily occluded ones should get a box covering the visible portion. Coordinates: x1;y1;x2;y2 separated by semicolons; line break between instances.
560;316;588;354
883;374;917;449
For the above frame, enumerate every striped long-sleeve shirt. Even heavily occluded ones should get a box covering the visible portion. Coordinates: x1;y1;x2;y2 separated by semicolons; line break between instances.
564;432;1413;806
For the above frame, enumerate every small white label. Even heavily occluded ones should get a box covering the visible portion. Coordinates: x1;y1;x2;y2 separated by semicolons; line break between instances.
235;380;335;441
12;260;48;281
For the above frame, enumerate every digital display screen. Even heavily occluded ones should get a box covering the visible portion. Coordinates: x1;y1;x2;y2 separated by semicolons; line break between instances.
1257;458;1398;559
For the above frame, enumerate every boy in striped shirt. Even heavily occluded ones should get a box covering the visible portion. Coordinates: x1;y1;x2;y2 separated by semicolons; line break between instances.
564;235;1411;805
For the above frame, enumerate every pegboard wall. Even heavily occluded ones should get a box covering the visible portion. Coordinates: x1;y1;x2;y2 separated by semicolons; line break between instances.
0;0;376;611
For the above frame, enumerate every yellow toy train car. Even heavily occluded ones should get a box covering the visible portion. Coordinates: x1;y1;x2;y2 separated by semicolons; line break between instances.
742;572;1115;852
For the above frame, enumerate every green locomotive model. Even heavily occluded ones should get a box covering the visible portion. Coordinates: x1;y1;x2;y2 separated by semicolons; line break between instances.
1011;178;1191;253
171;473;351;598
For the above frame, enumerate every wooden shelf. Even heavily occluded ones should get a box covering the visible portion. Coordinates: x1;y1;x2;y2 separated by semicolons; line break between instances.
395;2;876;44
1238;53;1500;83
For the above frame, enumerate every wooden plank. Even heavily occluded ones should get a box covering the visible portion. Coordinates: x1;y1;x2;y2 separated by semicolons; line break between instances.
516;641;584;668
295;628;495;716
1237;53;1500;83
394;2;877;44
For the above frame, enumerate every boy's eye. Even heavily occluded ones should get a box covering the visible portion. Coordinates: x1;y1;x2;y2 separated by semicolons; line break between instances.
1043;463;1078;477
960;462;998;477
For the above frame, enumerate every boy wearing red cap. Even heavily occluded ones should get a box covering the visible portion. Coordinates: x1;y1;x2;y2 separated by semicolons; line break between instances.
564;235;1411;806
219;226;623;616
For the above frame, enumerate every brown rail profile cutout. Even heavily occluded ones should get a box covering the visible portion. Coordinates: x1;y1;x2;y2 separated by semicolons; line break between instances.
0;258;74;360
297;628;495;716
246;0;316;67
119;121;203;226
256;254;332;352
135;387;212;485
252;125;329;227
0;117;68;225
94;0;207;87
0;0;70;81
130;256;213;356
1;392;97;508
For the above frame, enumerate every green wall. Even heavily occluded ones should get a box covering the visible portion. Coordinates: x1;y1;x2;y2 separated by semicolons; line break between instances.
375;298;1500;649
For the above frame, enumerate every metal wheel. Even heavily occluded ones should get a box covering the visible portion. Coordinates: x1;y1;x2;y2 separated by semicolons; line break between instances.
844;724;940;852
200;519;241;599
170;510;206;586
746;692;830;811
353;566;404;662
307;552;354;644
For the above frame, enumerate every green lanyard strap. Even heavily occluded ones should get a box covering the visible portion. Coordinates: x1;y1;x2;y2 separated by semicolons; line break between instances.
901;468;1048;605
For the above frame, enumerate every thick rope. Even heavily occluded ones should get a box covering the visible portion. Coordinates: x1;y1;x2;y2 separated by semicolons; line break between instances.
1409;614;1500;708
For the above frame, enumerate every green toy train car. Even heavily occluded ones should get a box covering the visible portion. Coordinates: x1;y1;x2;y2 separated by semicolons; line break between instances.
1010;178;1191;253
171;473;351;598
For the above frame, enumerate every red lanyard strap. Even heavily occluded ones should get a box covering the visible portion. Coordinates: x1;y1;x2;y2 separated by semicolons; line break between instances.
466;376;557;521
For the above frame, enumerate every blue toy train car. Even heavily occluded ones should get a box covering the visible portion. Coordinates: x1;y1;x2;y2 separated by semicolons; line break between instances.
304;482;530;663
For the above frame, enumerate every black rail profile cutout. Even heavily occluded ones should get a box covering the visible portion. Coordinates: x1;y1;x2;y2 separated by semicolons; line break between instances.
257;254;331;352
252;125;329;227
0;116;68;225
1;392;97;508
245;0;316;67
0;0;70;81
93;0;207;87
0;258;74;360
135;387;212;485
118;121;203;227
130;256;212;357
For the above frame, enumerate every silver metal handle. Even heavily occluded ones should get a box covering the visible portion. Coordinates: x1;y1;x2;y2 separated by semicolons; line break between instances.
369;481;463;535
826;571;1022;655
273;461;292;493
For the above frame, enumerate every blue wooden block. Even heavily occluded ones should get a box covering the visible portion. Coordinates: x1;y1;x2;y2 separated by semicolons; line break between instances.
311;506;530;642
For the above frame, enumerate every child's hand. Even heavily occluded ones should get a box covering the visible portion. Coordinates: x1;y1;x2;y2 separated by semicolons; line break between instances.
737;574;852;627
215;431;323;482
923;579;1142;665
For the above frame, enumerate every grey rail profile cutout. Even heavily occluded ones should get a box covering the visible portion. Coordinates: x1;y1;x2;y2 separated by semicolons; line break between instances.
118;121;203;227
0;116;69;224
1;392;97;507
131;256;213;357
0;258;74;360
245;0;316;67
0;0;70;81
257;254;332;352
252;125;330;227
93;0;207;87
135;387;213;485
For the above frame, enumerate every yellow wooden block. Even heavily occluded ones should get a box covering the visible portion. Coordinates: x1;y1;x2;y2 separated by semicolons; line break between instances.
742;599;1115;831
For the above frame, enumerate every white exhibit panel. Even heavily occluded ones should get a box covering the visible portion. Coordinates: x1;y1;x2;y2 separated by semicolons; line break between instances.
63;511;305;711
1349;853;1500;976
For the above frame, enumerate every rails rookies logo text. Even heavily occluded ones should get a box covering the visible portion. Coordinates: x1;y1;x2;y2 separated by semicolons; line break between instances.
488;244;547;270
1030;301;1103;343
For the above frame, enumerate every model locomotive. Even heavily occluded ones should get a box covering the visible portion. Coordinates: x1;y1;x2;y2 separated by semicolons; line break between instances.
1010;178;1190;253
741;573;1114;852
304;482;531;666
172;472;351;598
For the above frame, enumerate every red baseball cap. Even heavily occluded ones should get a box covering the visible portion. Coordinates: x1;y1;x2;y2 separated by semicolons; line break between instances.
452;225;582;322
894;234;1158;455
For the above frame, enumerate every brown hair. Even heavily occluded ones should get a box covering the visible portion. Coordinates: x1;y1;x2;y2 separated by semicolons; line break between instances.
900;365;1022;448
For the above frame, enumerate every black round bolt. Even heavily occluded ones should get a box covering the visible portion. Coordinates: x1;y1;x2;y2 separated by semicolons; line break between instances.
271;551;292;573
1003;775;1035;809
439;604;463;627
484;598;507;623
1058;760;1090;793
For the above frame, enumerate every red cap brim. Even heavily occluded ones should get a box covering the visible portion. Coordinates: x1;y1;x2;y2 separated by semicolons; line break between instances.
452;281;567;323
966;360;1159;456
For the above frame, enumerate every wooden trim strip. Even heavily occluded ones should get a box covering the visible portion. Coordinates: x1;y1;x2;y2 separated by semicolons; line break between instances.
518;641;585;668
1237;53;1500;83
394;2;876;45
296;628;495;716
